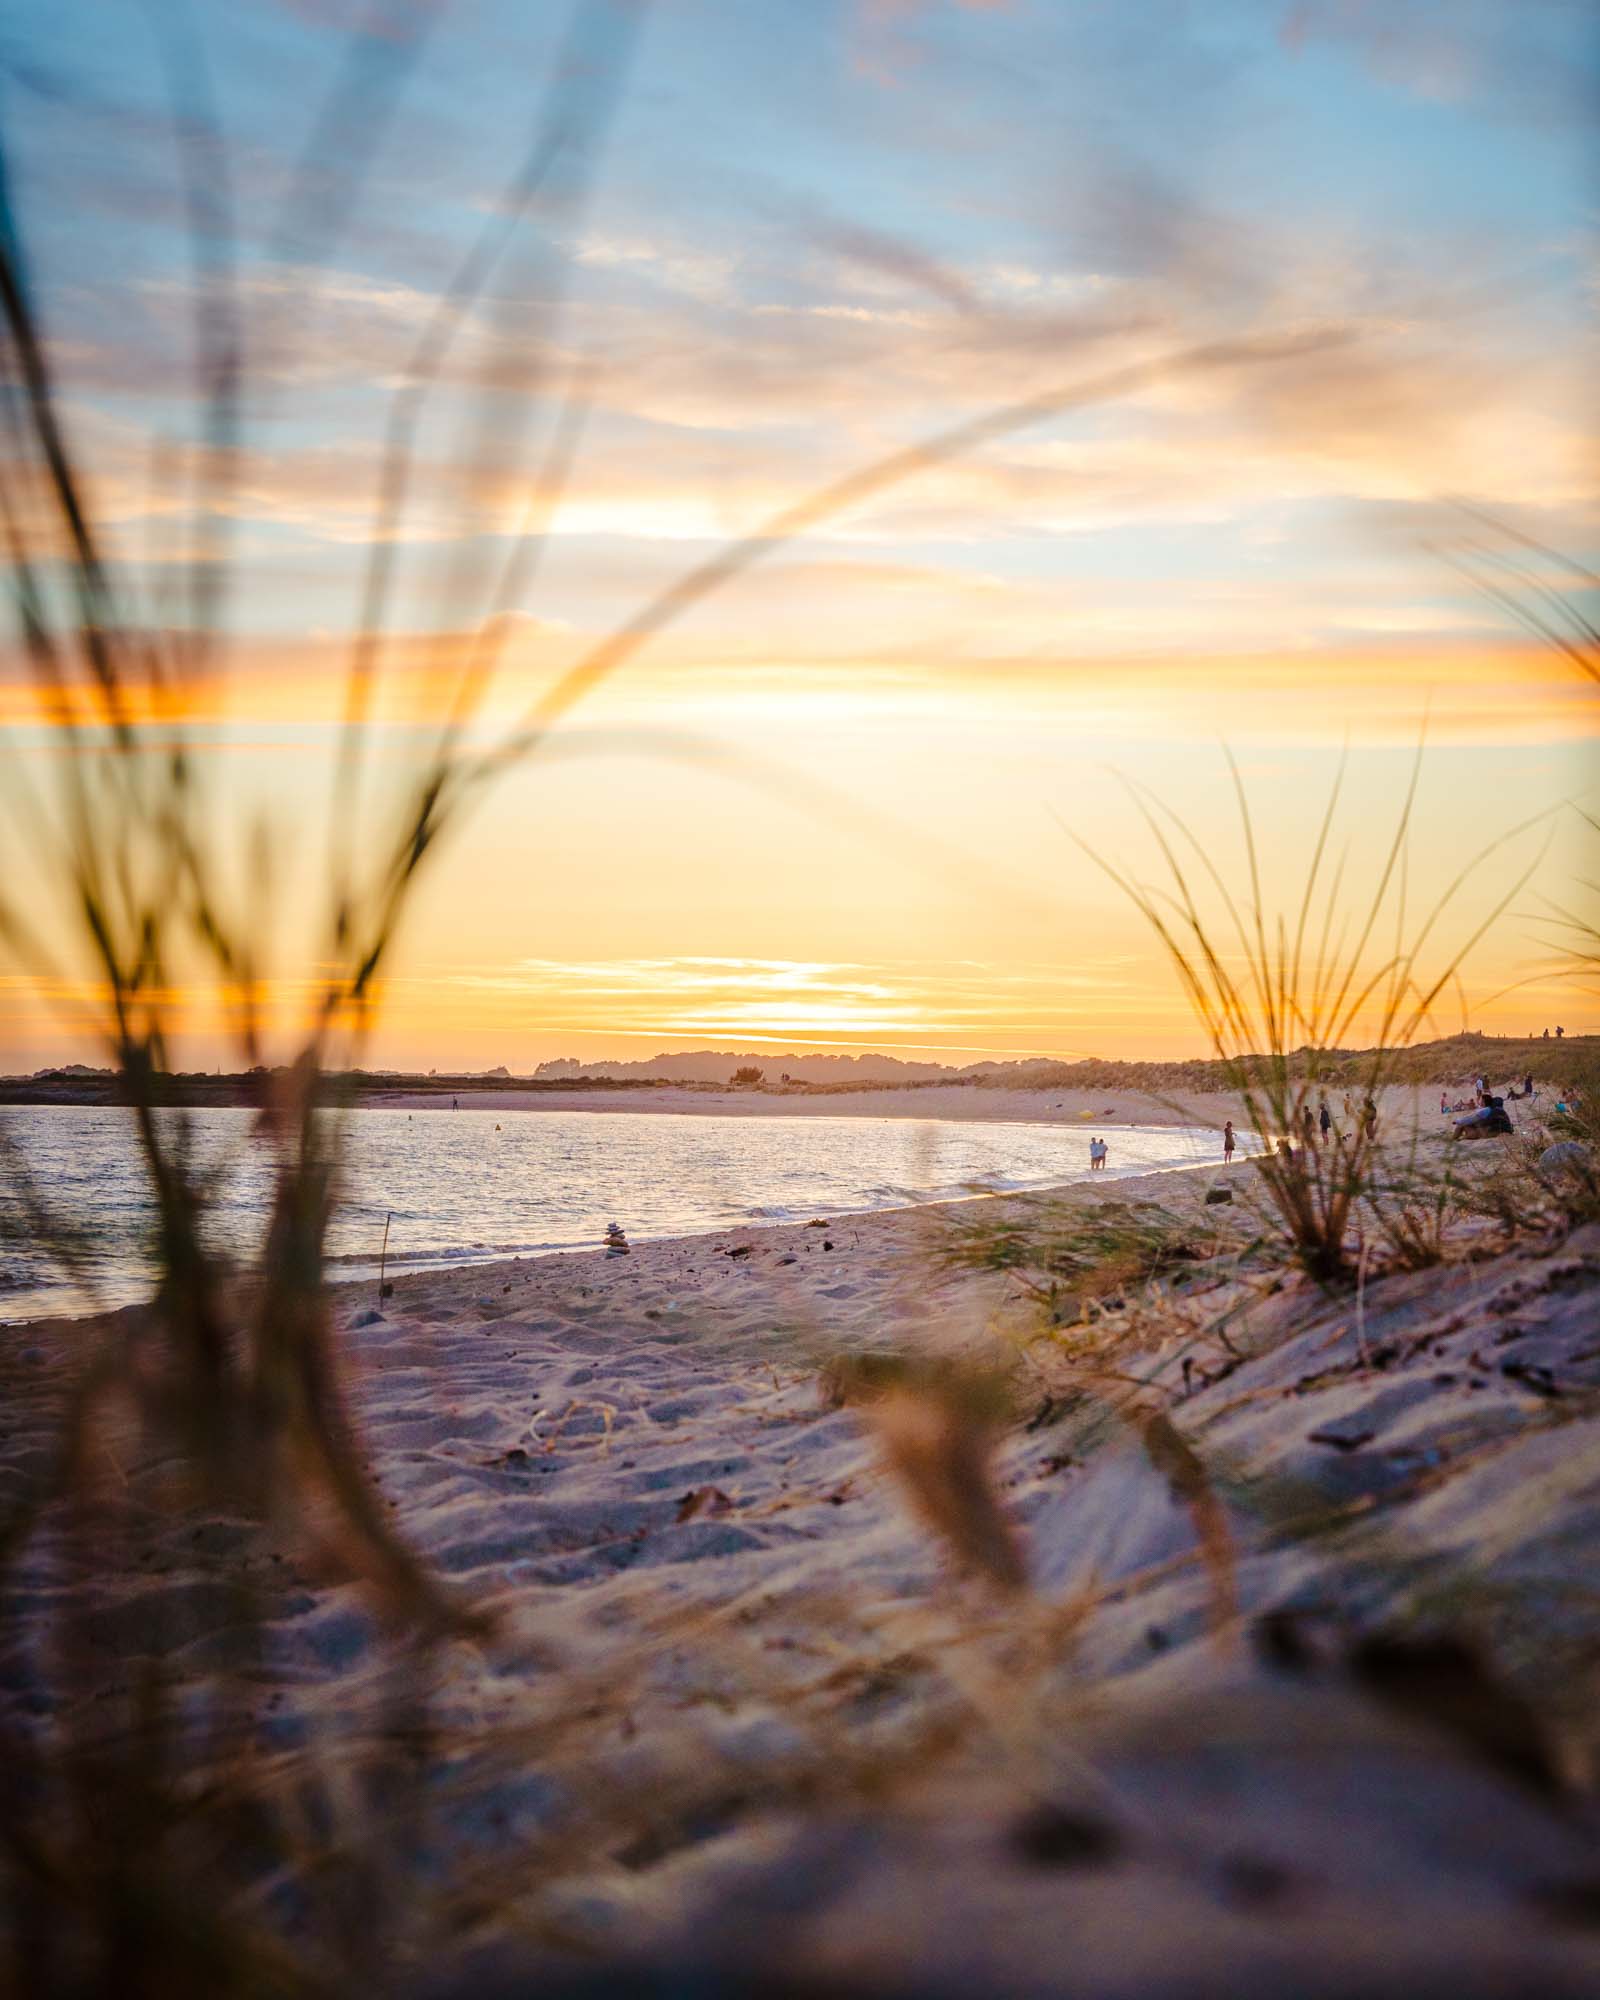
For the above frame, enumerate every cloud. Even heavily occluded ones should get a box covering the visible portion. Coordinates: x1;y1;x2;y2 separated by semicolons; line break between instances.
848;0;1016;87
414;949;1136;1054
779;201;983;314
1279;1;1597;123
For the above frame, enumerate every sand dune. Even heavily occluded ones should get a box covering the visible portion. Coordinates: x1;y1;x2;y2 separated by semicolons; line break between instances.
5;1148;1599;1993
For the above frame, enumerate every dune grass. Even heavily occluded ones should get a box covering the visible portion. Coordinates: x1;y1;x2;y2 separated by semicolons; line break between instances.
1073;751;1547;1285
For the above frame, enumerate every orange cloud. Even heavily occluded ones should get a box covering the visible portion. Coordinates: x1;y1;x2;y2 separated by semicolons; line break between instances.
3;630;1592;749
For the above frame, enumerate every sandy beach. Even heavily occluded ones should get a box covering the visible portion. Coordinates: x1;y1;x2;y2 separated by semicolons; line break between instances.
373;1082;1235;1125
373;1079;1447;1136
7;1135;1600;1992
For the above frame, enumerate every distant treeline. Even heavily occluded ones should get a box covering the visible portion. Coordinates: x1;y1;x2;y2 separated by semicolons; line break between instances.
0;1069;673;1107
3;1031;1591;1107
989;1034;1595;1097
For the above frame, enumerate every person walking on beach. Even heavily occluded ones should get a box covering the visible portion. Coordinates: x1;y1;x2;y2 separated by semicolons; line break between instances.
1318;1096;1332;1142
1223;1120;1236;1163
1301;1104;1317;1145
1362;1096;1378;1141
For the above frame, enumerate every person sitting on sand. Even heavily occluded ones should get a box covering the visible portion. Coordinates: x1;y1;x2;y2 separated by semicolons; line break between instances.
1223;1120;1236;1162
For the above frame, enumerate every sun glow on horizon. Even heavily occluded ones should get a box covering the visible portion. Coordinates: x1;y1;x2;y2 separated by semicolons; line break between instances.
1;1;1595;1077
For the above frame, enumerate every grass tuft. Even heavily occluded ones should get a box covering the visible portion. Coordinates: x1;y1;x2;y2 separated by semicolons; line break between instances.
1075;751;1546;1285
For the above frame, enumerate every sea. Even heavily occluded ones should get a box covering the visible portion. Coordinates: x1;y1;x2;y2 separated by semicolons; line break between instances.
1;1104;1223;1322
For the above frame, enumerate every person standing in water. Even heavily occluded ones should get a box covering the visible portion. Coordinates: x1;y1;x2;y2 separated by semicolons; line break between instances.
1223;1120;1236;1163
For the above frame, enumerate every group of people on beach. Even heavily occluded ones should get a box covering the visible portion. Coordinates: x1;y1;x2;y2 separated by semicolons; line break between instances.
1298;1092;1377;1145
1233;1092;1378;1164
1088;1135;1109;1171
1443;1074;1535;1115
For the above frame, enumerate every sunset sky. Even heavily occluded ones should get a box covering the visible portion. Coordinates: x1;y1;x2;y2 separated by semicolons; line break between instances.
2;0;1596;1071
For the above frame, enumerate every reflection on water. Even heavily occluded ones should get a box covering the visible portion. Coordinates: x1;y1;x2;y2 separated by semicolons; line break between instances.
1;1105;1225;1321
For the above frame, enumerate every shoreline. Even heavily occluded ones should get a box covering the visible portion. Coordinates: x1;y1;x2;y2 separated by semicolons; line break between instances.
4;1144;1241;1331
369;1082;1258;1127
0;1084;1457;1326
4;1077;1470;1132
3;1080;1448;1328
342;1078;1454;1141
323;1143;1245;1296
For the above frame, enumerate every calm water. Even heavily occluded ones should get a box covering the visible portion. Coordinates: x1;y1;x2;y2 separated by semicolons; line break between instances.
1;1105;1222;1321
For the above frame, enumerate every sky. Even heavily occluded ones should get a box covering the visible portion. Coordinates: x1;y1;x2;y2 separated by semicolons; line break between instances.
1;0;1597;1071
